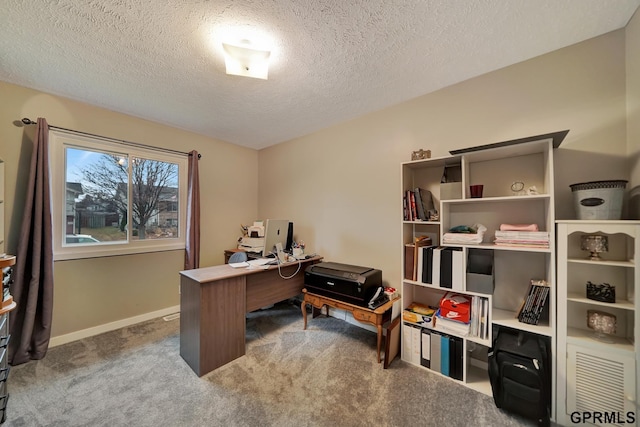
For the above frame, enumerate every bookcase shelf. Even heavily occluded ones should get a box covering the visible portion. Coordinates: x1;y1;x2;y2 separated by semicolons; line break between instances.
400;131;564;407
492;308;553;337
556;220;639;426
442;242;553;253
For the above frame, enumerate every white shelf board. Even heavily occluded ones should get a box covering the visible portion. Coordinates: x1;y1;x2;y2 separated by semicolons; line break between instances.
442;194;551;204
402;280;447;291
403;220;441;226
567;258;634;268
465;362;492;396
492;308;553;337
567;293;635;311
444;242;552;253
402;155;460;169
566;327;634;355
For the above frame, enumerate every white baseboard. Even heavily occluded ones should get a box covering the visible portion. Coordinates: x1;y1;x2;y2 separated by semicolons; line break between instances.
49;305;180;348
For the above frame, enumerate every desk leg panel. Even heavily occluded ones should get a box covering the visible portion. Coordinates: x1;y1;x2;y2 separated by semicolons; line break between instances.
180;275;247;376
246;267;304;312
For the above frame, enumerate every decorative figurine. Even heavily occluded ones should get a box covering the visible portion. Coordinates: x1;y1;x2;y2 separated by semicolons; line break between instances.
411;149;431;161
580;235;608;260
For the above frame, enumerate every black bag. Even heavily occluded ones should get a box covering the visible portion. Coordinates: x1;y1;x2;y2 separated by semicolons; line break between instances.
488;327;551;427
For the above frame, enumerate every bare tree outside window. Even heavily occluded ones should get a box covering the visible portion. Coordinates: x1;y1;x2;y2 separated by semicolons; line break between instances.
66;148;179;243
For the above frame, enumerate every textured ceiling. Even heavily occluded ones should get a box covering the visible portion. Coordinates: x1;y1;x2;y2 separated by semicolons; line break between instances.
1;1;639;149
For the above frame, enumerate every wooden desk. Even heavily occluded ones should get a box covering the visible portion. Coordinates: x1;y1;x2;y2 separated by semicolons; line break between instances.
179;256;322;376
301;289;399;363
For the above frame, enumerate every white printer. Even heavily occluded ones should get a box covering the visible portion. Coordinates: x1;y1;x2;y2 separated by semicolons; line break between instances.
238;237;264;253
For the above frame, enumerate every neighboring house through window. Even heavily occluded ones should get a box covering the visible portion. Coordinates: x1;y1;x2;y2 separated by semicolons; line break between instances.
49;130;188;260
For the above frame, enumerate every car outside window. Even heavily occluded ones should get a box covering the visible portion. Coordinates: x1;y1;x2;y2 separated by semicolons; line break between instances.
50;130;188;260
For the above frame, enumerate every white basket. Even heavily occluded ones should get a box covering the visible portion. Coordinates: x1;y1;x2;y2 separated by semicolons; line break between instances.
570;180;627;220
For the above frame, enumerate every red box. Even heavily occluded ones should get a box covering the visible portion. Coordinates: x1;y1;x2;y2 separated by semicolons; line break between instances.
439;292;471;323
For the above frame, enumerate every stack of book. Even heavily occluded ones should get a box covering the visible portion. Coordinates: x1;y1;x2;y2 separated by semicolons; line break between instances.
403;187;436;221
494;224;549;249
434;309;470;336
517;279;550;325
442;224;487;245
469;296;490;339
494;230;550;249
402;302;436;327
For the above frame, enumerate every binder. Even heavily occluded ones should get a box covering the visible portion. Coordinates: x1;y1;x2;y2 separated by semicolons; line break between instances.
402;323;413;361
422;246;436;284
404;244;414;280
420;329;431;368
411;324;421;364
438;247;463;289
413;236;432;281
451;248;464;291
413;188;426;221
440;333;450;377
451;336;463;380
416;246;424;283
431;247;442;286
440;248;453;288
430;331;441;373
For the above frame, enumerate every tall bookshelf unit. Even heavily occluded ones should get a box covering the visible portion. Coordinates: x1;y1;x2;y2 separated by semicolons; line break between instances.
556;220;639;426
400;131;567;404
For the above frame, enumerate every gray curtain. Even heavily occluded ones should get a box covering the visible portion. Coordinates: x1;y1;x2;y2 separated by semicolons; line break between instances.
9;117;54;365
184;150;200;270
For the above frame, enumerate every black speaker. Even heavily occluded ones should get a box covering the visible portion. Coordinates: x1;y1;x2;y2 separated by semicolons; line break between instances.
285;222;294;252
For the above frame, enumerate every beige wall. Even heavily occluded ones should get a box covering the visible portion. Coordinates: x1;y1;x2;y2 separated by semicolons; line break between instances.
1;24;636;341
259;30;631;291
627;9;640;217
0;82;259;337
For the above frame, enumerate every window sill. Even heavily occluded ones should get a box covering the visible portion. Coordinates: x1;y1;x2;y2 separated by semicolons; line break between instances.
53;242;185;261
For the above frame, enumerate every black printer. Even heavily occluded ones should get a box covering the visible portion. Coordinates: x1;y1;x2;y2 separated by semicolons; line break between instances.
304;262;382;307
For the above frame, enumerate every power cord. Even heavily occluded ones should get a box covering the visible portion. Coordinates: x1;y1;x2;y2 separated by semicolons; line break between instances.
271;249;302;279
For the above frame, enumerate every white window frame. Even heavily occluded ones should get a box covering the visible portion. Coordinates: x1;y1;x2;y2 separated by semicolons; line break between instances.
50;129;188;261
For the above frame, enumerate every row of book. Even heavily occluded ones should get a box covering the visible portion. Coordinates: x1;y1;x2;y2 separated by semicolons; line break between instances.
405;244;465;289
402;296;488;340
403;187;437;221
404;236;433;281
403;323;464;381
516;280;550;325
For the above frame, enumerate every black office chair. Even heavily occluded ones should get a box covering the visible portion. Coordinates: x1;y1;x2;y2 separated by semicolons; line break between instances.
228;251;248;264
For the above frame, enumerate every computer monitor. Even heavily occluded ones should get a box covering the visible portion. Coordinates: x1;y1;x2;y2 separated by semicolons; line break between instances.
262;219;291;257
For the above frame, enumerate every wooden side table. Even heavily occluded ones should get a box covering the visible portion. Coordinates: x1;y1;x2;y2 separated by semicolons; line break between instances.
301;288;399;363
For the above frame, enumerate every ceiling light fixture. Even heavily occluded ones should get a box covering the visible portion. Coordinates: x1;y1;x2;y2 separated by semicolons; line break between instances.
222;41;271;80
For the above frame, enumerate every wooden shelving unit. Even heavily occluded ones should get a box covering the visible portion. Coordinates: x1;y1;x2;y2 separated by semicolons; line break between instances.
400;131;566;421
556;220;639;426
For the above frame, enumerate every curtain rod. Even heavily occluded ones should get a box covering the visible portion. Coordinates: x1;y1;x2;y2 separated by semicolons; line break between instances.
20;118;201;159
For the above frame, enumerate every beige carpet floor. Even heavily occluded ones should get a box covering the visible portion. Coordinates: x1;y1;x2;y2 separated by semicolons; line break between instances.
5;301;537;426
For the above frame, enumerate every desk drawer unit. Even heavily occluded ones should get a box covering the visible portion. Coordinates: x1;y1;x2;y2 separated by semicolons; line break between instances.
353;310;377;324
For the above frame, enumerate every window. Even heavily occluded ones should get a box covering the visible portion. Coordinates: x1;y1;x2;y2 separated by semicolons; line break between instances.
50;130;188;260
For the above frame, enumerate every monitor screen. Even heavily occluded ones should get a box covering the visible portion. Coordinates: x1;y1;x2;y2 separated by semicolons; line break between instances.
262;219;291;257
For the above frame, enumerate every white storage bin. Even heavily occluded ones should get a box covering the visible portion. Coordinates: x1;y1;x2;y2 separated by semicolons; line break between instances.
570;180;627;220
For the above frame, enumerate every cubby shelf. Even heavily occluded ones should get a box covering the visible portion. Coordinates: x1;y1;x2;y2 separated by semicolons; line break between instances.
556;220;639;426
401;131;565;407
